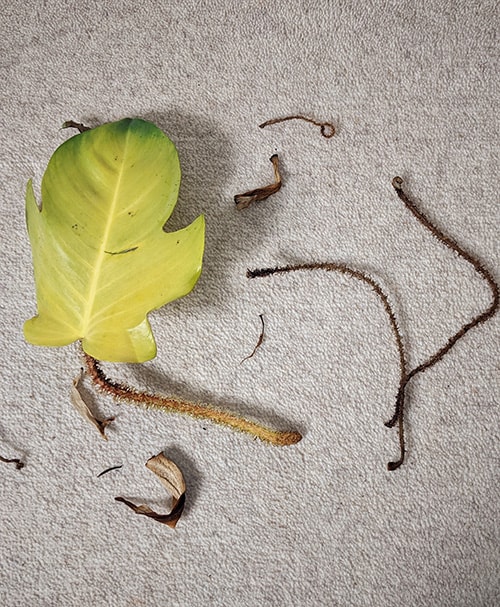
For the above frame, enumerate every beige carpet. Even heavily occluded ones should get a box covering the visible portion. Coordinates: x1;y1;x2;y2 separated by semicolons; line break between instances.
1;1;498;605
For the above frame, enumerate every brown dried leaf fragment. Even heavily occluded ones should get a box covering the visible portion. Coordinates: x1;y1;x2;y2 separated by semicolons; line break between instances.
259;115;335;138
115;453;186;528
240;314;265;364
234;154;282;210
0;454;24;470
71;371;115;440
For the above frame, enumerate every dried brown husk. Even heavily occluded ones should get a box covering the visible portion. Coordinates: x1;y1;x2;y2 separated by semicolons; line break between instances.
71;371;115;440
234;155;282;210
115;453;186;528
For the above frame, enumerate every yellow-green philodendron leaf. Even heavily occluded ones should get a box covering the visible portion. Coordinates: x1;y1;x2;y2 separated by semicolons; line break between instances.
24;118;205;363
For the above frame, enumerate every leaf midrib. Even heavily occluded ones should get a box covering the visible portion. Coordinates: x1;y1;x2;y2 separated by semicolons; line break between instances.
81;127;130;333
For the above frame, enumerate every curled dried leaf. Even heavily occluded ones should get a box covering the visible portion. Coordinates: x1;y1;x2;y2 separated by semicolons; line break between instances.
234;155;282;210
71;371;115;440
115;453;186;528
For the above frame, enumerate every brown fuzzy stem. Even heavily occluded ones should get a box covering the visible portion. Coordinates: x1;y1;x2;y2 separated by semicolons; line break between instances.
248;262;408;468
385;178;499;458
83;354;302;447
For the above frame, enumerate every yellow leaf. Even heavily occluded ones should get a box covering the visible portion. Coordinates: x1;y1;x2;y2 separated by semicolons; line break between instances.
24;118;205;362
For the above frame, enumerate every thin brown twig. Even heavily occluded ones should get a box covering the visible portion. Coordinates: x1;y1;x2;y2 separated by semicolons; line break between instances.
247;263;407;469
385;177;499;466
83;353;302;447
240;314;265;364
97;465;123;478
259;115;335;138
0;455;24;470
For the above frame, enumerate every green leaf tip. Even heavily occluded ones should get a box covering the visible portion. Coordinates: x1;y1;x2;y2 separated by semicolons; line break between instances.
24;118;205;363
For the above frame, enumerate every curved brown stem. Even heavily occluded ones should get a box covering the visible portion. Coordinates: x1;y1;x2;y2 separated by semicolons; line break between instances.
259;115;335;138
83;353;302;447
386;385;406;470
248;263;408;469
386;178;499;448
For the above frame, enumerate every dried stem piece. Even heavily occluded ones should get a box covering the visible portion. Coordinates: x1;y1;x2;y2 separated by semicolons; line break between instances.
0;455;24;470
240;314;265;364
83;353;302;447
384;177;499;468
259;115;335;138
97;465;123;478
234;155;282;210
61;120;91;133
248;263;407;468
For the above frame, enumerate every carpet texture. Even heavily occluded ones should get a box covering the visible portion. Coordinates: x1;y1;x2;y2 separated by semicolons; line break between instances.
0;1;498;606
